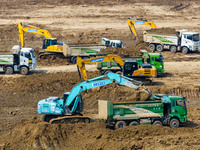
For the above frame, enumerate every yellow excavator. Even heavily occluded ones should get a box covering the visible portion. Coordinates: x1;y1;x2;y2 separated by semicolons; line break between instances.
18;22;63;57
127;17;157;40
77;54;157;84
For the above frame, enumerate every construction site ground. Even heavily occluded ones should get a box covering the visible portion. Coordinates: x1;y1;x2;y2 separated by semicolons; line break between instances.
0;0;200;149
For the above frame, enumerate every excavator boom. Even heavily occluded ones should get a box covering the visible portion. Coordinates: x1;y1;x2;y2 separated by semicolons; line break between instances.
127;17;157;40
18;22;53;48
38;72;152;124
77;54;124;80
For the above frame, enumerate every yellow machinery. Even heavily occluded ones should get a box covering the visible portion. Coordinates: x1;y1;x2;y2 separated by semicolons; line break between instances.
77;54;157;84
18;23;63;56
127;18;157;40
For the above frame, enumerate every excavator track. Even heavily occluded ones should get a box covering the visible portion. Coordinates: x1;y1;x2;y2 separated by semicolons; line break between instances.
39;51;64;59
49;115;91;124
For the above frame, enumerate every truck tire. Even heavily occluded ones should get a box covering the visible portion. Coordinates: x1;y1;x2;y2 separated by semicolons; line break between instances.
20;67;29;75
104;70;112;75
129;121;139;126
153;120;163;126
182;47;189;54
170;118;180;128
116;71;122;75
148;44;156;51
72;57;77;64
5;67;13;74
156;44;163;52
115;121;127;129
170;45;177;53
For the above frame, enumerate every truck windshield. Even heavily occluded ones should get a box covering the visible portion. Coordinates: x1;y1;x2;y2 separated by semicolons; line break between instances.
176;100;185;107
193;34;199;42
155;57;163;62
25;52;31;59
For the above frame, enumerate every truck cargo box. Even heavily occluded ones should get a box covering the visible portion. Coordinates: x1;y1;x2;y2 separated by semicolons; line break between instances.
143;31;178;45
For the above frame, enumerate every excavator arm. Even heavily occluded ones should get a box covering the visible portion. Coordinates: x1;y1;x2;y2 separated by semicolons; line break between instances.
127;17;157;40
77;54;124;81
65;72;151;113
18;22;53;47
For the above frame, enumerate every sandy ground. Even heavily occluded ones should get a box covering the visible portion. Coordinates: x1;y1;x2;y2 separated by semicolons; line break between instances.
0;0;200;149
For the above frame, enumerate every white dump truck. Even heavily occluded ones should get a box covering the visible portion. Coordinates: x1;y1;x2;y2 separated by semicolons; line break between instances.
101;38;125;48
144;29;199;54
0;45;37;75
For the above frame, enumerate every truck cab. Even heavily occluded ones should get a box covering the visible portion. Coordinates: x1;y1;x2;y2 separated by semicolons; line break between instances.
177;30;199;54
12;45;37;74
101;38;125;48
141;50;164;75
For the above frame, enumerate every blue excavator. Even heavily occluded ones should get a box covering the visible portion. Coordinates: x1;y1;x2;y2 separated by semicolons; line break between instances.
38;72;151;124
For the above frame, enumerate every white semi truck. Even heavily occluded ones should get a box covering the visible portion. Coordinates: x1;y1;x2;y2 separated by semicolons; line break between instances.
144;29;199;54
0;45;37;75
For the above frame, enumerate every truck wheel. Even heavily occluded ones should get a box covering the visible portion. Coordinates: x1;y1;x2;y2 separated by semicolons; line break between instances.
153;120;163;126
129;121;139;126
115;121;127;129
156;44;163;52
72;57;77;64
170;118;180;128
170;45;177;53
182;47;189;54
116;71;122;75
20;67;29;75
148;44;156;51
5;67;13;74
104;70;112;75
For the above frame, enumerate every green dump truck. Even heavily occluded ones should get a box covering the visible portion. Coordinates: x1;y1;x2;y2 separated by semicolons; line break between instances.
97;51;164;75
98;94;187;129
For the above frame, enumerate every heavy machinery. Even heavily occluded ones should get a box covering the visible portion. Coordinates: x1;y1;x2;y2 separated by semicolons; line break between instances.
18;22;63;57
101;38;125;48
97;50;164;75
98;94;187;129
77;54;157;84
0;45;37;75
127;17;157;40
18;22;106;60
38;72;152;124
143;29;199;54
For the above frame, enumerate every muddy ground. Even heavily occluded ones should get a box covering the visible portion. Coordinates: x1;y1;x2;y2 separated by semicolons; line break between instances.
0;0;200;149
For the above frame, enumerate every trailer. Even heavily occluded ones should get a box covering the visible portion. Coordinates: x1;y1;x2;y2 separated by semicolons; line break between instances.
97;51;164;75
98;94;187;129
63;43;106;64
143;29;199;54
0;45;37;75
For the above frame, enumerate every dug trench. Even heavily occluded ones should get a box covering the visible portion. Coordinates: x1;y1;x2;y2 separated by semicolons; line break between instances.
0;71;199;149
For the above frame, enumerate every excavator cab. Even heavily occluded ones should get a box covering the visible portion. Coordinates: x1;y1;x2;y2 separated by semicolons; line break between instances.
122;61;138;77
42;38;58;49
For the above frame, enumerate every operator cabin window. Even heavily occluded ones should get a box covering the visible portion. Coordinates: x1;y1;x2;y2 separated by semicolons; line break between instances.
25;53;31;59
20;52;24;56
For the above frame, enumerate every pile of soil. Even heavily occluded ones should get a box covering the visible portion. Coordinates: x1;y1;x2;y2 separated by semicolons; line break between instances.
146;27;178;36
0;117;199;150
99;42;149;57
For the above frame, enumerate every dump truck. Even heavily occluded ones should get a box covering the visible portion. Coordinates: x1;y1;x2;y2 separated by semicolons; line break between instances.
101;38;125;48
19;23;106;61
63;43;106;64
98;94;187;129
0;45;37;75
144;29;199;54
97;51;164;75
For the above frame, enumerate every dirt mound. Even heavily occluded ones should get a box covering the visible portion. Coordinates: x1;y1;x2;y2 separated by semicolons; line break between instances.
0;117;199;150
146;27;178;35
99;42;149;57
